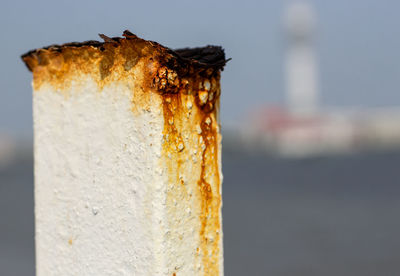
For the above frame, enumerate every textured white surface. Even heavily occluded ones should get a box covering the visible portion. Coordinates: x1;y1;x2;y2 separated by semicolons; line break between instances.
34;79;166;275
33;76;223;275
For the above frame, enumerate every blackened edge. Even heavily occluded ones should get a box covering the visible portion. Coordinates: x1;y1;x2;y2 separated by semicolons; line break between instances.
21;30;229;72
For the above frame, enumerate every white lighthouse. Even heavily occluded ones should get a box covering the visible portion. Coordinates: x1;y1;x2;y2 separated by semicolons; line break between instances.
284;1;319;115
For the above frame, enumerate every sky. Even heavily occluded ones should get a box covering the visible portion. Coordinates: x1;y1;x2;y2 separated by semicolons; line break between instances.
1;0;400;138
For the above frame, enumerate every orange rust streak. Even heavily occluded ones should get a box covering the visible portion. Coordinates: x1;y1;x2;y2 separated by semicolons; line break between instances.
198;112;221;275
160;68;222;274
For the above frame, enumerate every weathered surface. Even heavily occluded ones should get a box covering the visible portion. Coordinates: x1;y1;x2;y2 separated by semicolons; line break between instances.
22;31;227;275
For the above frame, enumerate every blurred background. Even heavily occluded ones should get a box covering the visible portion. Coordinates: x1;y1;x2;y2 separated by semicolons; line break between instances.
2;0;400;275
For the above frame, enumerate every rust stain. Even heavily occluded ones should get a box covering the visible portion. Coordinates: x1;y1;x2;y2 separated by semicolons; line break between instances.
158;63;222;274
68;239;73;245
21;30;226;275
22;37;155;92
21;30;227;92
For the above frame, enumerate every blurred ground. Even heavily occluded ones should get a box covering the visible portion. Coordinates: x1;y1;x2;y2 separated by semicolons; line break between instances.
0;155;34;276
1;149;400;275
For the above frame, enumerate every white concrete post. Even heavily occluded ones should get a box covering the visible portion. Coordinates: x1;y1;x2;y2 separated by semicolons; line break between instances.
22;31;226;276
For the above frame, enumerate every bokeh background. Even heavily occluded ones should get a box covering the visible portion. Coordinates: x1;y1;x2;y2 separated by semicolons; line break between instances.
2;0;400;275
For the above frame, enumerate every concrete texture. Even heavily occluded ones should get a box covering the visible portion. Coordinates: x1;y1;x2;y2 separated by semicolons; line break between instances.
32;77;222;275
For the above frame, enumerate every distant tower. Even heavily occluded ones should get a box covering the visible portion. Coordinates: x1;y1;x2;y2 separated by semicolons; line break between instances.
284;1;318;115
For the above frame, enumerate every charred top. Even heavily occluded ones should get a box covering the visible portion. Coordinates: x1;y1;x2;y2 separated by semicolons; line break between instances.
21;30;228;72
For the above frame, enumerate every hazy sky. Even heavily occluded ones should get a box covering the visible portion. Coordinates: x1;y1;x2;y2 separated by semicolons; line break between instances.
1;0;400;137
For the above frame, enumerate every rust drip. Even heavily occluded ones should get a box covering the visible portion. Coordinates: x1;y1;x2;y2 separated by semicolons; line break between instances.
161;91;186;163
198;112;221;275
159;62;222;274
197;89;222;276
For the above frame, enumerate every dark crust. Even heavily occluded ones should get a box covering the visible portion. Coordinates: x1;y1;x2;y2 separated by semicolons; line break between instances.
21;30;229;72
